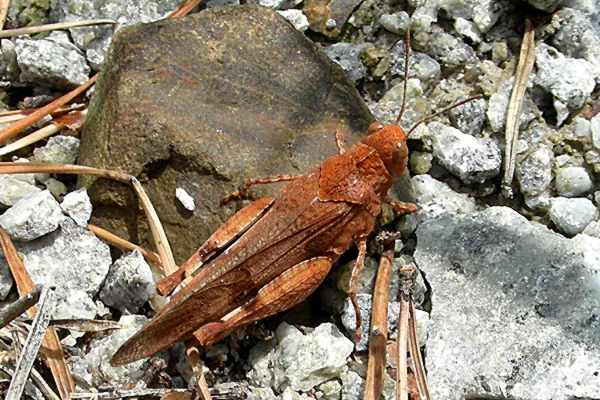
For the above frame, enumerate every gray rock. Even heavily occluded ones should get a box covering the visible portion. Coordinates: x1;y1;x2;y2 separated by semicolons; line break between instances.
175;187;195;212
486;77;540;133
0;261;13;300
99;250;155;314
411;4;437;32
554;166;593;197
0;218;111;319
32;135;80;164
438;0;511;33
248;322;353;392
0;39;19;82
370;79;427;127
412;174;477;223
379;12;410;34
0;175;42;207
448;97;486;136
430;122;502;183
340;370;363;400
0;190;63;241
551;8;600;81
15;32;90;88
415;206;600;400
516;145;553;196
51;0;180;69
43;178;68;198
340;294;400;351
583;220;600;238
324;43;367;82
409;151;433;175
60;188;92;226
247;387;277;400
390;42;441;85
277;10;309;32
427;31;476;68
591;114;600;150
549;197;598;236
318;380;342;400
454;17;482;43
535;43;596;125
69;315;150;386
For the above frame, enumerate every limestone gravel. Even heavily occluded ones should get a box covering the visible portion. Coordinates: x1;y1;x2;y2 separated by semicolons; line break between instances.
430;122;501;183
99;250;155;314
0;175;42;207
549;197;598;236
32;135;80;164
415;207;600;400
60;188;93;226
0;190;63;241
554;166;593;197
15;32;90;88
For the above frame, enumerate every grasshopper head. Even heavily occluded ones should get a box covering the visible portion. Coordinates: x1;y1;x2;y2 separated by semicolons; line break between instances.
360;122;409;177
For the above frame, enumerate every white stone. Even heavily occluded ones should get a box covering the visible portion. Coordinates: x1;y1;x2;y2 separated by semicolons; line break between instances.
554;166;593;197
175;187;195;211
0;175;42;207
0;190;63;241
61;188;93;226
277;10;309;32
32;135;80;164
549;197;598;236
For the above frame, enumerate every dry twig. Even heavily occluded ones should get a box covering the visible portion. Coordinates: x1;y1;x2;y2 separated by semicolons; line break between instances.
131;177;178;275
408;302;430;400
501;19;536;198
169;0;204;17
0;285;42;330
70;388;191;399
0;19;116;38
0;229;75;399
364;250;393;400
6;286;55;400
0;110;87;157
186;345;212;400
0;0;8;30
0;76;96;144
87;224;162;267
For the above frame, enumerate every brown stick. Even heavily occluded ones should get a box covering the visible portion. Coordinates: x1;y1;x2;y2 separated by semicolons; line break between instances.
185;345;212;400
169;0;204;18
396;296;410;400
0;75;97;144
0;229;75;399
0;0;8;30
408;302;430;400
0;285;42;330
0;162;131;182
87;224;162;267
364;250;393;400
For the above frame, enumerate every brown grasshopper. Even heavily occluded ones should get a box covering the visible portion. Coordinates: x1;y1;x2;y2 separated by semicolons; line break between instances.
111;36;479;366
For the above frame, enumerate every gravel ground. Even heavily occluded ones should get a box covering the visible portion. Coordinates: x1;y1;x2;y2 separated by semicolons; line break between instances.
0;1;599;399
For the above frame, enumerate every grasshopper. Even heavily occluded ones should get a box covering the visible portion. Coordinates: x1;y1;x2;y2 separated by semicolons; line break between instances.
111;34;479;366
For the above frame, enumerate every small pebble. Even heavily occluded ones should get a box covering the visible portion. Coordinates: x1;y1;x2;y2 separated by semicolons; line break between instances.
554;166;593;197
0;190;63;241
33;135;80;164
61;188;93;226
379;12;410;35
277;10;309;32
176;187;195;212
549;197;598;236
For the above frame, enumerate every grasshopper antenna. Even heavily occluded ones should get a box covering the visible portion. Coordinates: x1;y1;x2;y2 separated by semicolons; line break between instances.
406;95;483;137
395;30;411;125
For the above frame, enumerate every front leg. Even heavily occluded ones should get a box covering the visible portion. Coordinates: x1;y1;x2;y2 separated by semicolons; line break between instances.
222;174;302;204
384;196;417;216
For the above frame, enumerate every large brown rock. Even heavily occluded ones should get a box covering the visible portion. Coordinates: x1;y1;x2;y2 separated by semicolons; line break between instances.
79;5;374;262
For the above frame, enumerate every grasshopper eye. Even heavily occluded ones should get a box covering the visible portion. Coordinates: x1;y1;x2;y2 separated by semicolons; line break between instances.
367;122;384;134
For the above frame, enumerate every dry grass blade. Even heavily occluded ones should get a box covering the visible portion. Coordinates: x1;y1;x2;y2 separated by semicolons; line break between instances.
0;0;8;30
408;302;430;400
0;19;116;38
70;389;191;399
0;162;130;182
396;296;410;400
0;285;42;329
131;177;178;275
0;110;87;157
0;229;75;399
49;319;121;332
87;224;162;267
6;286;55;400
169;0;204;18
0;75;96;144
501;18;536;198
364;250;393;400
186;345;212;400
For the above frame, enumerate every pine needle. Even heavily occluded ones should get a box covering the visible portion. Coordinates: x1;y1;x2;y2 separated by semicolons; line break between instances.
0;19;116;39
87;224;162;267
501;19;536;198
